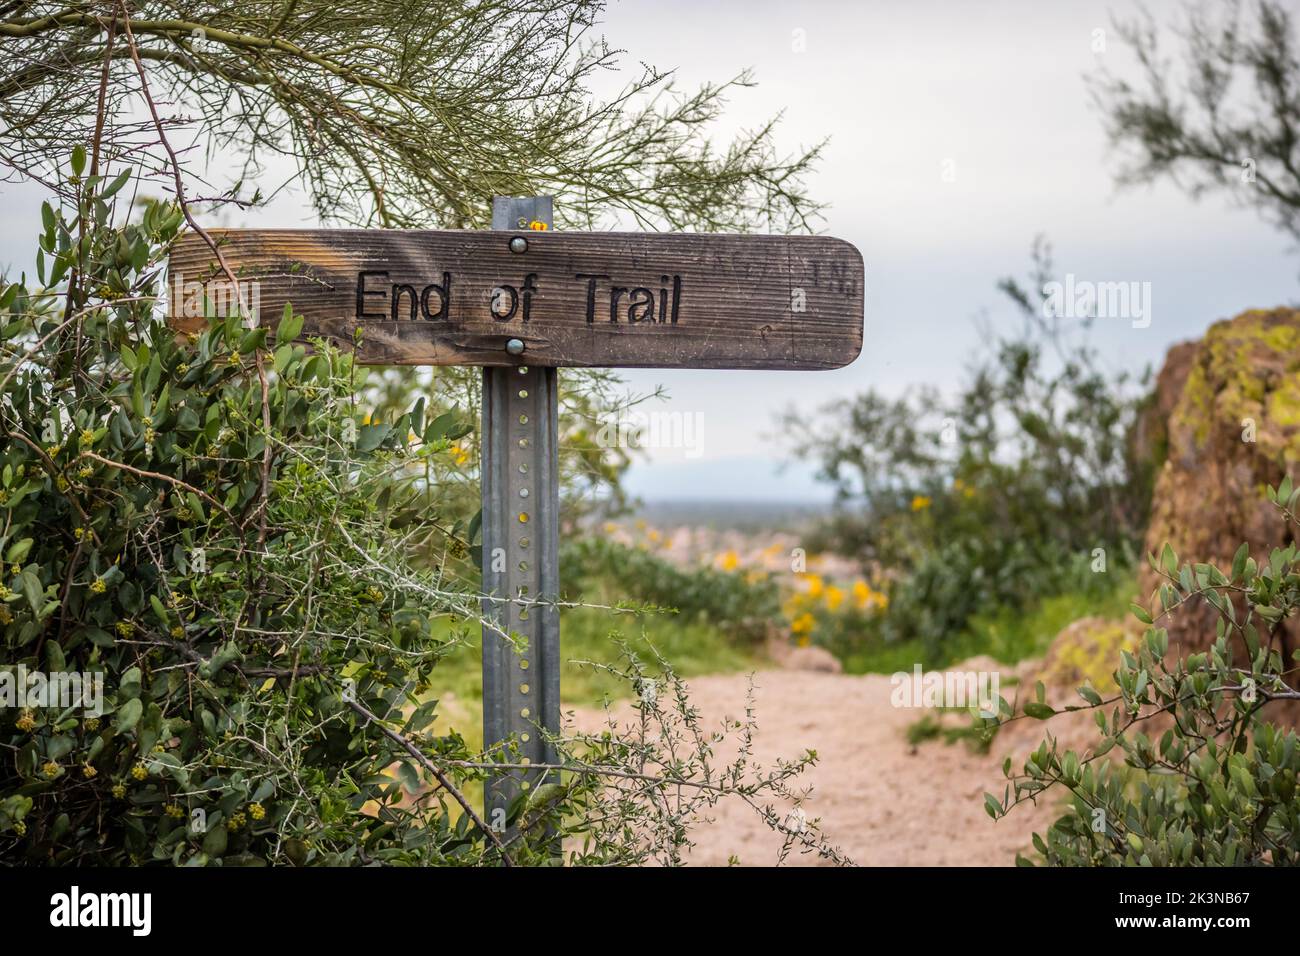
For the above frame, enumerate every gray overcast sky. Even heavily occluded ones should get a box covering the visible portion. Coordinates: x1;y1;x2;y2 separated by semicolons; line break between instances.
2;0;1295;502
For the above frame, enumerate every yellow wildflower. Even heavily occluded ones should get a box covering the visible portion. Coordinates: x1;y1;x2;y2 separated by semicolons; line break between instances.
824;585;844;611
911;495;932;512
718;550;739;572
803;573;824;598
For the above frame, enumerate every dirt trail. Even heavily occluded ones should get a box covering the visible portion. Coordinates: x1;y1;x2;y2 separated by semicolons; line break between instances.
566;668;1063;866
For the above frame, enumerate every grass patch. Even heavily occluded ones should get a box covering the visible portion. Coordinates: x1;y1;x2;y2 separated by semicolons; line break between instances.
904;712;998;753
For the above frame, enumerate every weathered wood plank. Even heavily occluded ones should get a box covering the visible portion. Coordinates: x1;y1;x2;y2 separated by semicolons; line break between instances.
166;228;864;370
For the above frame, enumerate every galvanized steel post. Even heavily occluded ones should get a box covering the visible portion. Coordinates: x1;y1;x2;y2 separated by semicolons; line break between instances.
481;196;560;848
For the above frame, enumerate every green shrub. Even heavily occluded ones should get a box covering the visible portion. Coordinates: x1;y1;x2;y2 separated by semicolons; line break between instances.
0;161;499;863
989;479;1300;866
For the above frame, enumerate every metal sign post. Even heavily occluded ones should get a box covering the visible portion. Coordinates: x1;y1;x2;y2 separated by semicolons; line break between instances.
480;197;560;840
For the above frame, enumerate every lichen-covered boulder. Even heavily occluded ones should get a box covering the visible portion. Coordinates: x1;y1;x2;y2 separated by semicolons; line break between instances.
1034;616;1137;694
1140;307;1300;659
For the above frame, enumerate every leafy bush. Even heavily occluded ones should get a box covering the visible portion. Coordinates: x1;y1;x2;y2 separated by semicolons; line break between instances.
882;537;1132;662
989;479;1300;866
0;160;494;863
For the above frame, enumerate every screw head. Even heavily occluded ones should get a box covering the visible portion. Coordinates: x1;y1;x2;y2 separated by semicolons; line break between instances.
509;236;528;254
505;338;525;356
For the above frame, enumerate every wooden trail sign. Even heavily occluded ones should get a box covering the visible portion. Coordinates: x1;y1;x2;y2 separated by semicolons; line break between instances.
166;200;864;855
167;228;864;370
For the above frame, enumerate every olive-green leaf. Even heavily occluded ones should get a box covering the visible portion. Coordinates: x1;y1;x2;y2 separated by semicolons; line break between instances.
113;698;143;734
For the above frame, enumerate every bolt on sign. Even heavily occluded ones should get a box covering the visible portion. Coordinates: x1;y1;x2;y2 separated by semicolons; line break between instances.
167;198;865;851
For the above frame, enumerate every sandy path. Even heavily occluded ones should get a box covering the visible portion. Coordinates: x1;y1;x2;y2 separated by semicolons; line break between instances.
566;669;1064;866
